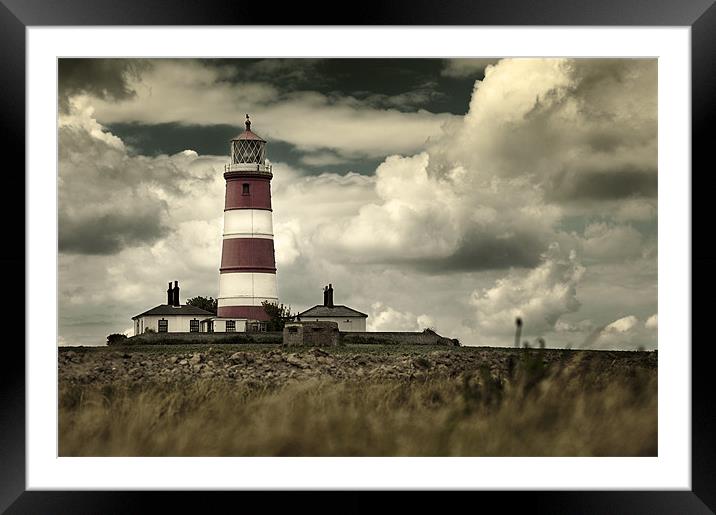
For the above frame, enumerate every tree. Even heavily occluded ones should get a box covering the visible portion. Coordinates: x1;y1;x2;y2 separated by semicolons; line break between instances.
261;301;293;331
107;333;128;346
186;296;218;314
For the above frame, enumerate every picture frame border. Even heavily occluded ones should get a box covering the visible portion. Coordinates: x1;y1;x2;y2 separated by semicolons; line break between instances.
3;0;713;511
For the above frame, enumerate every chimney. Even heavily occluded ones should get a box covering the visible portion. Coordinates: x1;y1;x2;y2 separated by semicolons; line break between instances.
323;285;328;306
173;280;180;307
167;282;173;305
327;283;334;308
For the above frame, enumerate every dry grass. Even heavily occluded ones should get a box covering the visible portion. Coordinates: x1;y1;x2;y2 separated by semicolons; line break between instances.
59;352;657;456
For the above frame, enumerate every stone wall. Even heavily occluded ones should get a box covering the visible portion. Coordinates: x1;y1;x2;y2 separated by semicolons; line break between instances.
341;330;459;346
121;329;458;347
124;331;283;345
283;321;341;347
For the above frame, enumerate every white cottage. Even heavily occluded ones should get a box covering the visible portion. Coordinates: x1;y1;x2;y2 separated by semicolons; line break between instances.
295;284;368;332
132;281;248;335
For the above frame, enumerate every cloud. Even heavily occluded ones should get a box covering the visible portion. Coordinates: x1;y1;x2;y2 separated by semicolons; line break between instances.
645;314;658;329
441;59;501;78
58;59;150;113
355;81;446;110
368;302;435;332
605;315;639;333
293;58;657;275
578;222;645;262
583;314;658;350
59;103;225;255
614;198;657;222
469;243;585;341
431;58;657;206
313;152;561;272
69;60;457;160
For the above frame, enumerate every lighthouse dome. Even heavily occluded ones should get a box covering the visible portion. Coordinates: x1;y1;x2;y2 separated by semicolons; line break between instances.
232;113;266;142
230;114;267;165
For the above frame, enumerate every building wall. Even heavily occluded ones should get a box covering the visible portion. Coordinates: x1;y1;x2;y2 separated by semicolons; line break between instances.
211;319;248;333
301;316;366;332
134;314;208;335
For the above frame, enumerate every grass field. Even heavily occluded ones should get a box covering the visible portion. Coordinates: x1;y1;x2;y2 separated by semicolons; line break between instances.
59;346;657;456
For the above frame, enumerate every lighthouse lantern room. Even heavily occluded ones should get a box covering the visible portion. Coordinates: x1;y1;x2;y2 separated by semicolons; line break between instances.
216;115;279;328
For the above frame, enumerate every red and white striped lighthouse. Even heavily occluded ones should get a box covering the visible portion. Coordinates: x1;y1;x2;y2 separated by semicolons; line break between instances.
217;114;278;321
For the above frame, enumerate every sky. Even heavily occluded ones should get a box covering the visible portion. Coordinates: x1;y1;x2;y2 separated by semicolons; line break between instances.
58;58;658;349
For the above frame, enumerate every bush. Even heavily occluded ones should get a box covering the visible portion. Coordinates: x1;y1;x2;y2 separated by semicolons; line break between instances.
106;333;128;346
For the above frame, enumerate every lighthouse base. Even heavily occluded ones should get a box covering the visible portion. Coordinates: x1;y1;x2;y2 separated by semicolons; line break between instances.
217;305;271;321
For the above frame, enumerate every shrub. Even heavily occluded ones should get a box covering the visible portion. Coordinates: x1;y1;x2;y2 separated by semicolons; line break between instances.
106;333;128;346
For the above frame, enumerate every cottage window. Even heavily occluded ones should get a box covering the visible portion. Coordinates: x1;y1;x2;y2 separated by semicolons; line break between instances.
288;327;298;333
190;319;199;332
158;319;168;333
226;320;236;332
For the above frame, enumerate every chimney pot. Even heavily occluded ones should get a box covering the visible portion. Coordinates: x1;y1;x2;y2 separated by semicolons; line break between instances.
167;282;173;305
327;284;334;308
173;281;180;306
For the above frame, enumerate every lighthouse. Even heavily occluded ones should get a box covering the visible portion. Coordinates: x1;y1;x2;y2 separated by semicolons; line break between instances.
217;114;278;327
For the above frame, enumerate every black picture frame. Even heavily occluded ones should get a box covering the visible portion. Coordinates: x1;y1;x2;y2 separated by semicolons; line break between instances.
3;0;713;512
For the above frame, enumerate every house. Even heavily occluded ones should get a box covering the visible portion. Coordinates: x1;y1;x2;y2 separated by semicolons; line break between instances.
295;284;368;332
132;281;248;334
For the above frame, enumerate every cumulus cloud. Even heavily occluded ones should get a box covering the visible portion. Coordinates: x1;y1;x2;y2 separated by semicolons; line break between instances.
469;243;585;341
314;152;560;272
368;302;435;332
431;58;657;206
645;314;658;329
605;315;639;333
300;58;656;275
59;102;225;255
583;314;658;350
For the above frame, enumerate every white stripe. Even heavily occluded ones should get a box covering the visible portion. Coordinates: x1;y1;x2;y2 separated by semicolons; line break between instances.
218;271;278;304
222;209;274;239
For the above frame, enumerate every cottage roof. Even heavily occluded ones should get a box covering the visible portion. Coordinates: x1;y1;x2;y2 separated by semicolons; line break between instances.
131;304;215;320
297;304;368;318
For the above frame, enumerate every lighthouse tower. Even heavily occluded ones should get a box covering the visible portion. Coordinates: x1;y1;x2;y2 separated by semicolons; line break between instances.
217;114;278;323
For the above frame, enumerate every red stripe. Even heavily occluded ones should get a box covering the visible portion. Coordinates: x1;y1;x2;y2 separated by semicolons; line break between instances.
225;207;272;212
220;238;276;270
220;267;277;273
218;305;271;321
225;177;272;210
